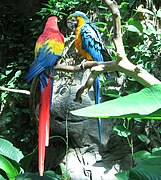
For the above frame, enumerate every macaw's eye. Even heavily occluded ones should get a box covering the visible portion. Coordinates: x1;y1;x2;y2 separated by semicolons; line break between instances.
67;17;78;30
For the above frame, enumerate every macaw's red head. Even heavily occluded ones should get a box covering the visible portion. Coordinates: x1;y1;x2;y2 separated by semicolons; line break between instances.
46;16;58;26
43;16;59;33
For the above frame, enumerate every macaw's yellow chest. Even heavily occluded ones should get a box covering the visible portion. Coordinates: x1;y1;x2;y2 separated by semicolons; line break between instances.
75;26;92;61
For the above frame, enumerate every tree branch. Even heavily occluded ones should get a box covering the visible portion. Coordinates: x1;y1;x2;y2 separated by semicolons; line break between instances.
105;0;160;84
73;0;161;102
0;86;30;95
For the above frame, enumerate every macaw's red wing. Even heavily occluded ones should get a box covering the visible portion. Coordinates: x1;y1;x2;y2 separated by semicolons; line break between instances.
25;16;64;176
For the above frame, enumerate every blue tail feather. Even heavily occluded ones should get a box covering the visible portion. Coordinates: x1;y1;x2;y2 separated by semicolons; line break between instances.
94;76;102;144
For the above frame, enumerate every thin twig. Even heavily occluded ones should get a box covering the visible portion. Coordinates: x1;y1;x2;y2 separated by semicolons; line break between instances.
0;86;30;95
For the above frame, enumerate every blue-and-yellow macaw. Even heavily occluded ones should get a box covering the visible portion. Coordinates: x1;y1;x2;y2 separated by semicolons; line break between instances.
68;11;112;144
25;16;64;176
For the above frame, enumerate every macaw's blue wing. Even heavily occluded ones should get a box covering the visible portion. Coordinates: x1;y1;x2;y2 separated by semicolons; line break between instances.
80;23;111;62
25;43;60;89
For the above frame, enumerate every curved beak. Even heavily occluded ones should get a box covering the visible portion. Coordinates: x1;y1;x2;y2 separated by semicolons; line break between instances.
67;14;78;30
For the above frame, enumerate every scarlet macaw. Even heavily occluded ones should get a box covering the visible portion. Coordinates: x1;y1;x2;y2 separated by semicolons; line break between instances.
26;16;64;176
68;11;112;144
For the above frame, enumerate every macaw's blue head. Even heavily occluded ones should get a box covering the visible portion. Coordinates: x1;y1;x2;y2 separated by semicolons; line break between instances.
68;11;90;26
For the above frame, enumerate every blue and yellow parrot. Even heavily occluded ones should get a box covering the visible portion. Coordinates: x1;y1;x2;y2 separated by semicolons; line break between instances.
25;16;64;176
68;11;112;144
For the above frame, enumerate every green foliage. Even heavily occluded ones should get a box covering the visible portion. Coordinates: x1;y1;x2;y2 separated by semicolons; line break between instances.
133;150;151;160
0;137;69;179
72;84;161;177
110;1;161;96
0;4;37;154
0;154;20;180
113;124;131;138
0;138;24;179
0;138;57;179
0;138;24;162
121;4;161;77
37;0;79;17
36;0;105;20
71;84;161;119
116;149;161;179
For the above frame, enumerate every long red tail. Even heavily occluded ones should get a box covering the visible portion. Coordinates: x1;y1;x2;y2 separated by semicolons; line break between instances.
38;79;51;176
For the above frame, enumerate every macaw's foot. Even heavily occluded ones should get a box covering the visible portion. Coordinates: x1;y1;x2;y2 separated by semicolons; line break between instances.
79;59;87;69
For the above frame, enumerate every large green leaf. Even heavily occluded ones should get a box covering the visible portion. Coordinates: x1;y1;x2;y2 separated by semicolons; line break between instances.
0;154;19;180
129;150;161;179
125;24;140;33
133;150;151;160
116;149;161;179
115;171;129;180
0;138;24;163
71;84;161;119
128;21;143;33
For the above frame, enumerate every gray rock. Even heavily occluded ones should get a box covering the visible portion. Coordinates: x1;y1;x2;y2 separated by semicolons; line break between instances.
51;70;113;146
63;146;118;180
48;70;132;179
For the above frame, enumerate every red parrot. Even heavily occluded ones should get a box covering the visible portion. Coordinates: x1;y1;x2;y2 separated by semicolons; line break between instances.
68;11;112;144
25;16;64;176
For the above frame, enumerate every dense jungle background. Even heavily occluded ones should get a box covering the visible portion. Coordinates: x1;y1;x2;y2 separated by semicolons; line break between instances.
0;0;161;179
